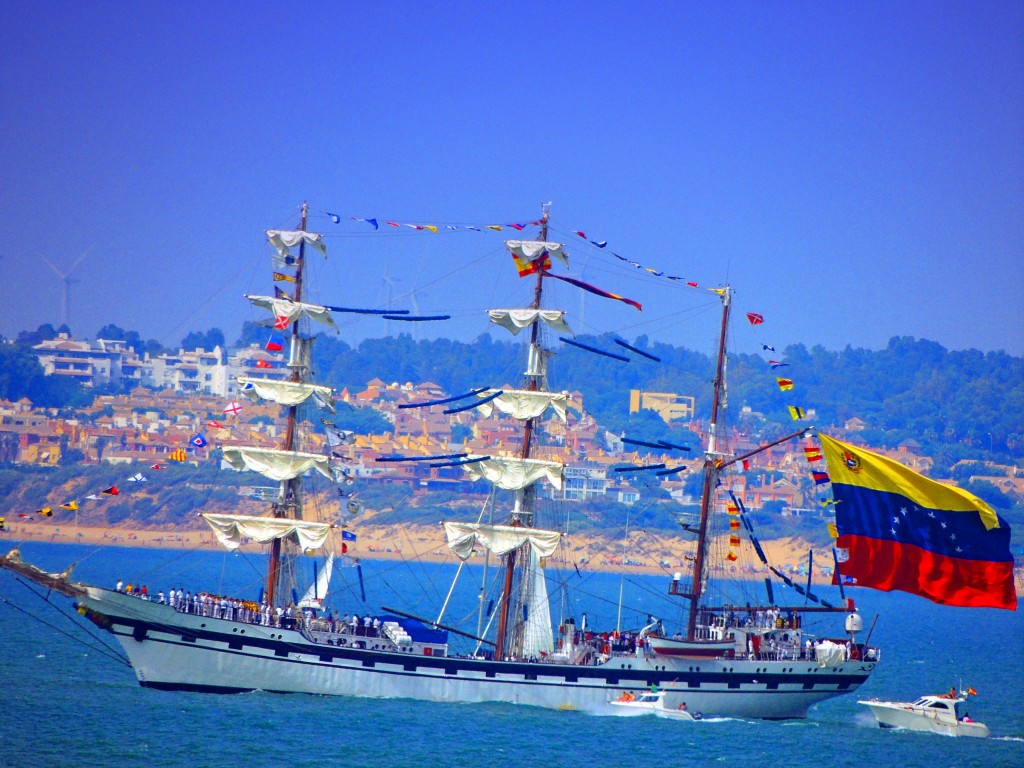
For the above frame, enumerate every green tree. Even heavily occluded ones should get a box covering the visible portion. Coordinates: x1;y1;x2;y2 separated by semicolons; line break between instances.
181;328;226;352
15;323;60;346
0;343;90;407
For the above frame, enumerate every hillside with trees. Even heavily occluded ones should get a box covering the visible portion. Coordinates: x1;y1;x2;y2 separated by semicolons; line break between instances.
304;330;1024;465
3;323;1022;547
5;321;1022;464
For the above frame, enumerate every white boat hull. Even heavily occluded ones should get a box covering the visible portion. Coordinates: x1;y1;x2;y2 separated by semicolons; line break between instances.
859;700;990;737
82;588;876;719
610;691;701;720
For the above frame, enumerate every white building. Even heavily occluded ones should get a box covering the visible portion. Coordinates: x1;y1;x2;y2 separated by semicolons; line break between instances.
32;335;303;399
148;347;228;396
33;334;143;387
556;464;609;502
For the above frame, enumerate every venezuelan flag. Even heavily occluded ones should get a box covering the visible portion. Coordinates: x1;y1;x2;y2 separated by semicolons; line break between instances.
820;434;1016;610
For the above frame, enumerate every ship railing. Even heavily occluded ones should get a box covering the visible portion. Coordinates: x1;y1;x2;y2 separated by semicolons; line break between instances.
668;578;693;597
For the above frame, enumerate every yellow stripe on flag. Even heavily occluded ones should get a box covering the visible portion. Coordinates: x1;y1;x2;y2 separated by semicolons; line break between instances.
819;433;998;529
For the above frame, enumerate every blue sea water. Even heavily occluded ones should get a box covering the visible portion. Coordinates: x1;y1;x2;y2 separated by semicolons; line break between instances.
0;542;1021;768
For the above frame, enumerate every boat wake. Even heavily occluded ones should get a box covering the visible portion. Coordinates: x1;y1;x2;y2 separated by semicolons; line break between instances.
853;711;879;728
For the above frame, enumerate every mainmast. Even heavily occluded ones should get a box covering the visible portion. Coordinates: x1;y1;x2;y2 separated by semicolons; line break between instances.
267;202;309;606
516;206;550;519
494;205;550;660
685;286;731;639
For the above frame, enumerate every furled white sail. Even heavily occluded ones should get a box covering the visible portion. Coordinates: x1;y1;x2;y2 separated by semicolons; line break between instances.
246;295;337;330
526;344;552;380
222;446;334;482
237;377;335;412
444;522;561;560
202;513;331;552
266;229;327;258
520;545;555;657
299;553;334;606
461;456;564;491
505;240;568;269
475;389;567;422
488;309;572;337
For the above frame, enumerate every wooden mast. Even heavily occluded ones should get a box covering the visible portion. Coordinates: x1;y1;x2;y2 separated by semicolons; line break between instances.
686;286;731;640
494;205;550;660
517;207;549;516
266;202;309;606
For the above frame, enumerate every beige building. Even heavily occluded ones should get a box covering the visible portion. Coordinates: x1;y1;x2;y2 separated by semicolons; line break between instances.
628;389;695;421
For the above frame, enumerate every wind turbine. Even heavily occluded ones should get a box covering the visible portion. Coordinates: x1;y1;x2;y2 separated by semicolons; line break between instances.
407;260;428;341
381;260;399;337
406;286;427;341
40;248;91;329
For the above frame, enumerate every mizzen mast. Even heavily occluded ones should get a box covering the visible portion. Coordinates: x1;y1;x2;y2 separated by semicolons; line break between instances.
686;285;731;640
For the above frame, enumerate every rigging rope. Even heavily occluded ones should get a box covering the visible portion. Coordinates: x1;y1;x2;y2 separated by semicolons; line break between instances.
4;579;130;667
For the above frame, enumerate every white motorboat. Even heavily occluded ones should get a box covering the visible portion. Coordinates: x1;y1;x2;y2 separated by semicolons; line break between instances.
609;690;701;720
859;691;989;737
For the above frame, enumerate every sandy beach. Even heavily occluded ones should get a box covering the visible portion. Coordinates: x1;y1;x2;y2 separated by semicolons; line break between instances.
2;519;830;578
4;519;1023;595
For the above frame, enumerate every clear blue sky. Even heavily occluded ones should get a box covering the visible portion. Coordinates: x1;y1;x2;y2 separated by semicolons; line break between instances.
2;1;1022;357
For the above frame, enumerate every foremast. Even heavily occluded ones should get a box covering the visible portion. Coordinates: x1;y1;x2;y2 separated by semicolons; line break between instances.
268;202;310;606
205;203;339;607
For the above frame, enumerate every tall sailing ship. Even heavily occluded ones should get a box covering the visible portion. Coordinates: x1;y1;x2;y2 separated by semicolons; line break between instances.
3;204;1012;718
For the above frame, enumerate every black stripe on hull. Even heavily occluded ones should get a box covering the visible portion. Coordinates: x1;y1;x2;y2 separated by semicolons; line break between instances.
109;619;872;695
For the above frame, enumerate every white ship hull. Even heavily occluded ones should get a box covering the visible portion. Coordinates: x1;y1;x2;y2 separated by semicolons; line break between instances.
83;588;875;719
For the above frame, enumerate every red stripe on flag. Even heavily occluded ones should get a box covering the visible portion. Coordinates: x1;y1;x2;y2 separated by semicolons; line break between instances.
833;535;1017;610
